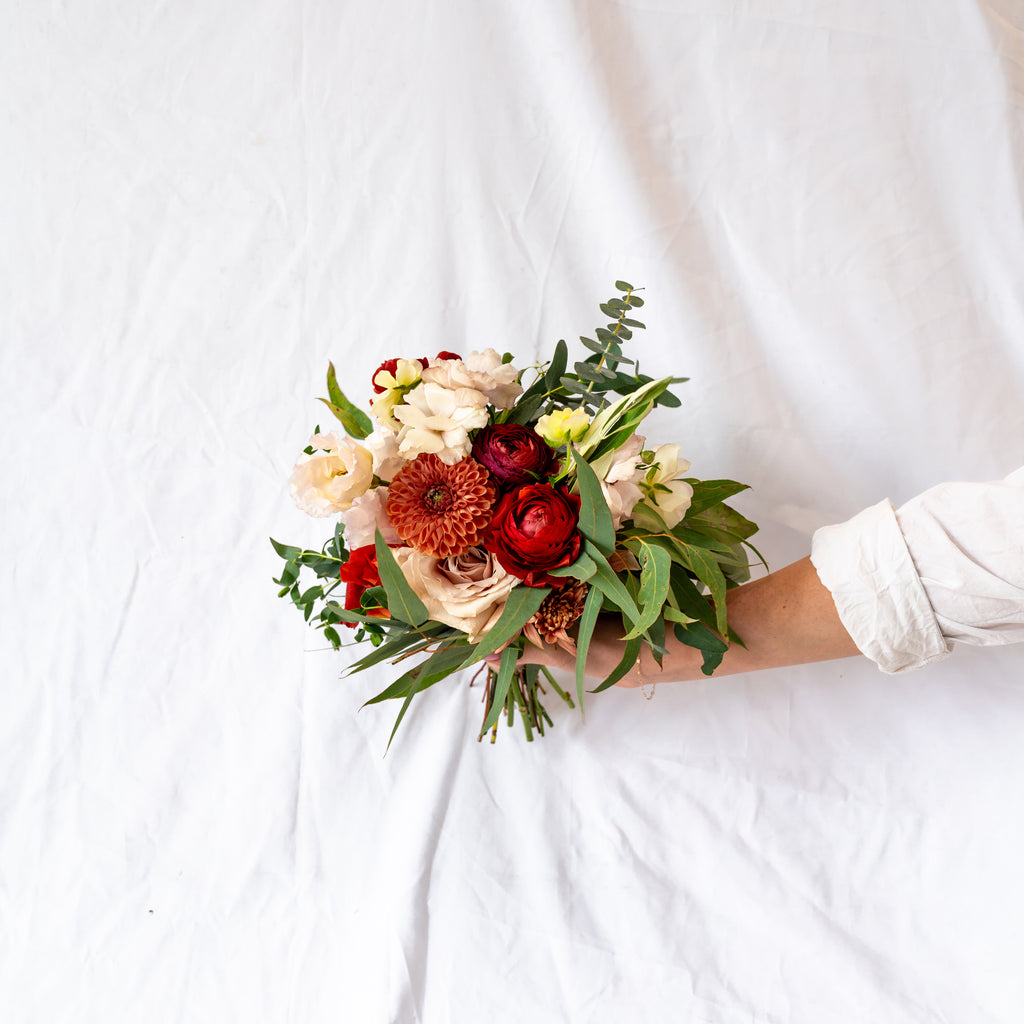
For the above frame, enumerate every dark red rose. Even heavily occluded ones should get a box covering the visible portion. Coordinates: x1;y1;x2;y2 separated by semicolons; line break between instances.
472;424;559;488
371;357;429;393
338;544;389;625
433;350;461;362
485;483;582;587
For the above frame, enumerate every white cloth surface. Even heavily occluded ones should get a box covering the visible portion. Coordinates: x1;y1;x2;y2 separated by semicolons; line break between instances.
811;467;1024;673
5;2;1024;1023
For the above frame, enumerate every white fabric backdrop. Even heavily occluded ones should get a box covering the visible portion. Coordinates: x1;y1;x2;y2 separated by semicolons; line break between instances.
4;1;1024;1021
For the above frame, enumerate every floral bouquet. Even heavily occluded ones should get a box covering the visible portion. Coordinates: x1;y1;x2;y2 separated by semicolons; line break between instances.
272;283;760;746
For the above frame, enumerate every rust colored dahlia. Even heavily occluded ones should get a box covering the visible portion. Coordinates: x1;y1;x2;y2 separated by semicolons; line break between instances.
522;579;590;654
386;454;496;558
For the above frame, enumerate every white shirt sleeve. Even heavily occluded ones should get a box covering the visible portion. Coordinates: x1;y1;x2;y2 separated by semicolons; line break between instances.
810;467;1024;674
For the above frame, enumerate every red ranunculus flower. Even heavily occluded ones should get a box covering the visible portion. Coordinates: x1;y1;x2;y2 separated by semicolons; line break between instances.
485;482;582;587
338;544;389;625
471;424;559;489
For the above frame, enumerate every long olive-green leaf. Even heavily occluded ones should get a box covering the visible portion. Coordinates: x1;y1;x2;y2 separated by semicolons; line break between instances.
679;543;729;637
584;539;641;625
374;529;429;626
316;367;372;440
545;339;568;390
456;585;550;670
383;644;470;752
590;635;642;693
573;584;604;710
672;621;729;676
546;549;597;581
570;448;615;555
621;540;671;641
684;479;750;517
689;502;759;541
479;645;520;737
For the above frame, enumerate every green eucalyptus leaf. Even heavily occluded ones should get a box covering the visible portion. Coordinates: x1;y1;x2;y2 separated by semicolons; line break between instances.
574;584;604;710
456;585;550;670
672;621;729;676
621;540;672;641
320;363;373;438
374;530;429;626
270;537;302;561
614;280;634;291
559;376;589;395
545;340;568;390
570;448;615;555
677;543;728;636
689;501;759;541
584;539;641;625
546;549;597;581
684;480;751;517
589;634;642;693
573;361;608;384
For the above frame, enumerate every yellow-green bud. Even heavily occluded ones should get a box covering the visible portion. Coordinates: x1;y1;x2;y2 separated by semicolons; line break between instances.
534;408;591;446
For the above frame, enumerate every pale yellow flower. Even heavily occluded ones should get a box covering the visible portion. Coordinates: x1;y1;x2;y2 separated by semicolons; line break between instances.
535;408;590;446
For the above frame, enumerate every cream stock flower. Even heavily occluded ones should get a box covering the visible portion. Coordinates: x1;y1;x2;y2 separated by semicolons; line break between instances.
393;545;518;642
631;444;694;530
535;408;590;446
421;349;523;409
337;485;401;548
289;431;373;517
392;382;490;463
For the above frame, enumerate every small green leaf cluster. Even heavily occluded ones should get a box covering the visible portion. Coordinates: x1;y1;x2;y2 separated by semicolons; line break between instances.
270;522;363;650
554;282;687;418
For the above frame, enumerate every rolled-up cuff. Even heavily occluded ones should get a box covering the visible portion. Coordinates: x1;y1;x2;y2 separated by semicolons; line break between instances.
810;499;952;674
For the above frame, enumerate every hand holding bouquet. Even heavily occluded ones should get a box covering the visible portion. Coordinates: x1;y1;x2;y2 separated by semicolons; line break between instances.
272;283;760;746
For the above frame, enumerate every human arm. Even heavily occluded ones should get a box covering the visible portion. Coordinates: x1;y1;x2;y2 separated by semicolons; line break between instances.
518;466;1024;686
517;555;861;686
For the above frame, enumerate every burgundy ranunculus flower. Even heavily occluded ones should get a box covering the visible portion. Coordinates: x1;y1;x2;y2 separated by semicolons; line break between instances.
472;424;559;489
485;482;581;587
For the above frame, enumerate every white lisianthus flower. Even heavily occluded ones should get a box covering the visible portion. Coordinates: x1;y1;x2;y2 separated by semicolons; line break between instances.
363;425;406;482
393;545;518;642
392;382;490;463
289;431;374;517
630;444;694;530
535;408;590;446
337;485;401;548
421;348;523;409
593;433;646;529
